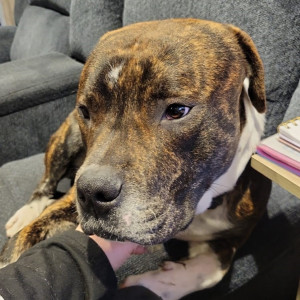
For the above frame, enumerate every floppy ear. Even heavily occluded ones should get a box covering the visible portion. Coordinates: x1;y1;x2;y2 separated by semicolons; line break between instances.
229;25;266;113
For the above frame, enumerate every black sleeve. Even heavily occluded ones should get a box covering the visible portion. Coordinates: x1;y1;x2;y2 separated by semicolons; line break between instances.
0;230;161;300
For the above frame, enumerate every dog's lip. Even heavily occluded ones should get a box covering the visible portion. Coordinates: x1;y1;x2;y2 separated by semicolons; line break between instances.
79;199;195;244
80;214;188;245
82;225;122;241
87;229;169;245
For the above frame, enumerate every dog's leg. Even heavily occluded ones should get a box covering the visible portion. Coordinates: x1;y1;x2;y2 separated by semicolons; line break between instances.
1;186;77;267
5;110;84;237
123;240;234;300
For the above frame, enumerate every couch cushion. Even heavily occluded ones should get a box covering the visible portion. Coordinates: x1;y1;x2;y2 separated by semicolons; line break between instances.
69;0;123;62
123;0;300;137
283;81;300;122
0;52;83;116
14;0;28;25
0;154;45;248
10;5;70;60
30;0;71;15
0;26;16;63
0;94;77;165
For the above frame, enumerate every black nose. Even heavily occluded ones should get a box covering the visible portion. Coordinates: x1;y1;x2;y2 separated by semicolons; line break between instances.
77;165;122;209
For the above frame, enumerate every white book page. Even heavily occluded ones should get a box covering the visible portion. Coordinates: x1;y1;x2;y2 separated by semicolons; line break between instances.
278;118;300;144
261;134;300;162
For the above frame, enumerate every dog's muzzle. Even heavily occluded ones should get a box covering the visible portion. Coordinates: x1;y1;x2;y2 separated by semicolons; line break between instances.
76;164;197;244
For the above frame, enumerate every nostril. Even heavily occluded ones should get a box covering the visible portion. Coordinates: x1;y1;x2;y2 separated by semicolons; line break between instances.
77;188;87;206
95;180;122;203
94;190;118;203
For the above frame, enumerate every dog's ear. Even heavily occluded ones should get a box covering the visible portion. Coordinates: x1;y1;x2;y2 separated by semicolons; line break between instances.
229;25;266;113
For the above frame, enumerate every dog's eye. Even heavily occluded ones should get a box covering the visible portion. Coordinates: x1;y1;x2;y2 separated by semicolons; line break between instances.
165;104;191;120
78;105;90;120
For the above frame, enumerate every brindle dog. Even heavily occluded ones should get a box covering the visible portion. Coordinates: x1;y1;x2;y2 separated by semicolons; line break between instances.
1;19;271;299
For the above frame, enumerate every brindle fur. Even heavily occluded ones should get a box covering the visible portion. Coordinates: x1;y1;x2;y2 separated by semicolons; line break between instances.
1;19;271;297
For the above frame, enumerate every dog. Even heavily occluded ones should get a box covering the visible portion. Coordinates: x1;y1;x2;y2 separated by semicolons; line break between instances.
1;19;271;299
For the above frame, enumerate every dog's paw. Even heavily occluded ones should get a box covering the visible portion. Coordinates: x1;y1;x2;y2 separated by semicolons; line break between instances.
122;261;189;300
5;198;55;237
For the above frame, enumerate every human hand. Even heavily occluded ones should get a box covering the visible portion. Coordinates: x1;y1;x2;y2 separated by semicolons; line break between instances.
76;225;146;270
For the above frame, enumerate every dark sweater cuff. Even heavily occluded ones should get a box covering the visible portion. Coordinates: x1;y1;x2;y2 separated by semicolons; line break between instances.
28;229;118;298
52;230;117;282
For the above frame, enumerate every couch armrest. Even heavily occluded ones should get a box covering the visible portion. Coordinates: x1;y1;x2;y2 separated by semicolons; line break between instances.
0;52;83;164
0;26;16;63
0;52;83;116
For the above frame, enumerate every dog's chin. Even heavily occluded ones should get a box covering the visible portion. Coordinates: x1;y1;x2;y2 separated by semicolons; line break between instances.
80;216;193;245
81;225;125;241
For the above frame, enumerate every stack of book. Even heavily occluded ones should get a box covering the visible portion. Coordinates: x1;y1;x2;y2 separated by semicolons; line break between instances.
256;117;300;176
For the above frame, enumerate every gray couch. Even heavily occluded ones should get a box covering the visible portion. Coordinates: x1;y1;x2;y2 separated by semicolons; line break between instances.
0;0;123;165
0;0;299;299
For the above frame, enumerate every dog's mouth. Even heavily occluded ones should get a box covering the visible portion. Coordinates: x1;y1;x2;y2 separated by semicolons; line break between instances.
75;164;202;245
80;217;170;244
77;200;195;245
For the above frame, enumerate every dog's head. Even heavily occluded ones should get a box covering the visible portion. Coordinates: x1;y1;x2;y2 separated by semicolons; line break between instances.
75;19;266;244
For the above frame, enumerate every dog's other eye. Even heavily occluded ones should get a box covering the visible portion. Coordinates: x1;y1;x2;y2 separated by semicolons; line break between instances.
78;105;90;120
165;104;191;120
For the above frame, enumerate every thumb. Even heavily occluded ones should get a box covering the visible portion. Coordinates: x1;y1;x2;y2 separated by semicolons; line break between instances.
90;237;147;270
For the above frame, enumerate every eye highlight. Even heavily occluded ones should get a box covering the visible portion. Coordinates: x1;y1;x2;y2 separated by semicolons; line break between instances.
78;105;90;120
165;104;191;120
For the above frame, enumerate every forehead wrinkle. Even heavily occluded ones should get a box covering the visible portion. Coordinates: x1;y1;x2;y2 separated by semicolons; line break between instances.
116;56;174;108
